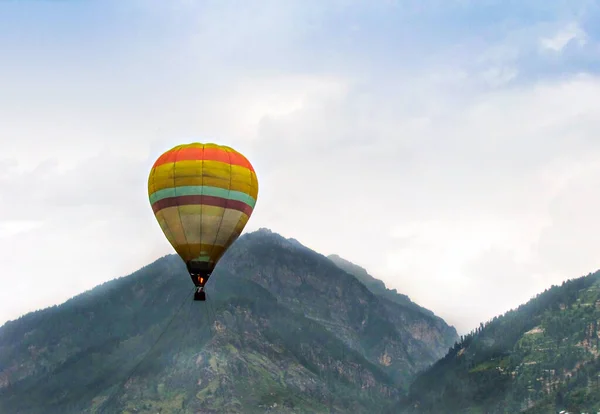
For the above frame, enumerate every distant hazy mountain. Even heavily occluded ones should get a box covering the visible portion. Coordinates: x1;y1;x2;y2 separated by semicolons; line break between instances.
401;270;600;414
0;228;457;414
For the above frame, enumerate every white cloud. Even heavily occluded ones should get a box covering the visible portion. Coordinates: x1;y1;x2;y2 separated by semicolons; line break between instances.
480;66;518;87
2;0;600;337
248;72;600;333
0;220;43;238
220;75;351;142
6;69;600;334
539;22;587;52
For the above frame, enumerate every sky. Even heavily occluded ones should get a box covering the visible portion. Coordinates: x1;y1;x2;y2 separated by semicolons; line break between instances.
2;0;600;334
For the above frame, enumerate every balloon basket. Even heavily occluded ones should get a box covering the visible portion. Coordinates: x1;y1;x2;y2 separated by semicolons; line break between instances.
194;290;206;301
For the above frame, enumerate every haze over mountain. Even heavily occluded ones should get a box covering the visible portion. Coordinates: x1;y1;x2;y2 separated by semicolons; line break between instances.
0;229;457;414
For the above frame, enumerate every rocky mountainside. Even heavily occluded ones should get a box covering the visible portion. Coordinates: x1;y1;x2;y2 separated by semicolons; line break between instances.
402;270;600;414
327;254;449;338
0;228;457;414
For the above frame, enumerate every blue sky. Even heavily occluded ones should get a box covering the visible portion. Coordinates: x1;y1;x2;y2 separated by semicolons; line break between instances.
2;0;600;333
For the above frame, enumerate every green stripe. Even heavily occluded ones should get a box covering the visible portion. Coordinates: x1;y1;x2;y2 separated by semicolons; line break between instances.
149;186;256;207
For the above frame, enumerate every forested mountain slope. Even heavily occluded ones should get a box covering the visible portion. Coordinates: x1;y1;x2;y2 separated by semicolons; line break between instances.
402;270;600;414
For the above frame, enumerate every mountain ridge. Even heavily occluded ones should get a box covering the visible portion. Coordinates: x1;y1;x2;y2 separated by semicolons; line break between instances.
327;254;445;320
0;228;457;413
221;230;458;378
4;228;599;413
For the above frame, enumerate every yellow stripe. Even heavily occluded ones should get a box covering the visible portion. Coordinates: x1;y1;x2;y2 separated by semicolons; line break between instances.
170;244;229;263
151;160;253;180
148;160;258;198
156;217;249;263
155;205;248;246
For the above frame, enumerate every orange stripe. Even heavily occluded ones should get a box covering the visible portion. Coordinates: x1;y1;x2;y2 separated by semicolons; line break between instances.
153;145;255;171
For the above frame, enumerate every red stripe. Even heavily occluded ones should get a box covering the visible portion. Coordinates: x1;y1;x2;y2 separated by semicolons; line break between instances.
152;146;255;171
152;195;253;216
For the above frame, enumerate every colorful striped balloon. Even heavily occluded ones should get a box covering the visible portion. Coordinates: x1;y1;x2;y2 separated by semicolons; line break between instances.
148;142;258;279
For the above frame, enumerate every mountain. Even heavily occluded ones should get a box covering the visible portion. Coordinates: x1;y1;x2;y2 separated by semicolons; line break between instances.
401;270;600;414
328;254;438;318
0;228;457;414
327;254;455;358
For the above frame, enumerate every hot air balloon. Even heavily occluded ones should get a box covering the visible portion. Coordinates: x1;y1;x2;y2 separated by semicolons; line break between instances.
148;142;258;301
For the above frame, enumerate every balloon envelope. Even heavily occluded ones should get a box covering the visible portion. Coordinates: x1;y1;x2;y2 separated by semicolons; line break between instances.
148;142;258;276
